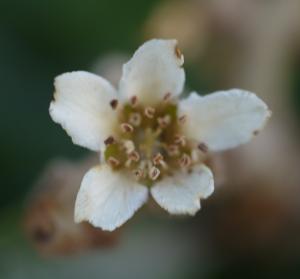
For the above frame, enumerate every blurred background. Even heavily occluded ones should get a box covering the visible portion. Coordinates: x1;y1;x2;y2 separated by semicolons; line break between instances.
1;0;300;278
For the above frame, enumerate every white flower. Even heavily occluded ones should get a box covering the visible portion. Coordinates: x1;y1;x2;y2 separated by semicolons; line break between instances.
49;39;271;231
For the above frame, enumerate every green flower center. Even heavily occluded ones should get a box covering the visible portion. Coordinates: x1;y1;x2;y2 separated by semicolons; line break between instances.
104;95;207;185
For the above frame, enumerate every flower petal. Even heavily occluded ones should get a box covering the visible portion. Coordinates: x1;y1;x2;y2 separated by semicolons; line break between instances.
49;71;118;152
74;165;148;231
119;39;185;105
151;165;214;215
179;89;271;152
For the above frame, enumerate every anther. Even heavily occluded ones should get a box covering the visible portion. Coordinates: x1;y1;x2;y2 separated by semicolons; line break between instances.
149;166;160;181
175;46;182;59
107;157;120;168
104;136;115;145
198;142;208;153
121;123;134;133
157;115;171;128
123;140;135;154
152;153;164;165
133;169;144;180
179;153;192;168
130;96;138;107
110;99;118;110
129;151;140;162
129;112;142;127
167;144;180;156
163;92;171;101
178;115;187;124
174;134;186;146
144;107;155;119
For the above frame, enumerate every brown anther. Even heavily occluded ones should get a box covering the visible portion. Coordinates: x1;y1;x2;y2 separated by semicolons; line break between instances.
130;96;138;107
107;156;120;168
174;134;186;146
198;142;208;153
167;144;180;156
179;153;191;168
104;136;115;145
129;112;142;127
110;99;118;110
133;169;144;180
121;123;134;133
149;166;160;181
163;92;171;101
129;151;140;162
152;153;163;165
175;46;182;59
253;130;259;136
178;115;187;124
144;107;155;119
157;115;171;128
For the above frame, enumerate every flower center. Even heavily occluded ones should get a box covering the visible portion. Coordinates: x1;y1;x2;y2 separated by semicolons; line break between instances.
104;95;208;185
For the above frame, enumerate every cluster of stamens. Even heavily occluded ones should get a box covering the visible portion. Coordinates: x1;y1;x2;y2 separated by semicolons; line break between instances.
104;94;208;186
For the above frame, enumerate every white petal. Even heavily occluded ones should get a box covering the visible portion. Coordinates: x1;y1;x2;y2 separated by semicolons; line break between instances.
119;39;185;105
49;71;118;152
179;89;271;152
74;165;148;231
151;165;214;215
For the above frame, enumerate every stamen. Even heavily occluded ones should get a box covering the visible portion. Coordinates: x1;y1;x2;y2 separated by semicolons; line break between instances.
198;142;208;153
144;107;155;119
128;151;140;162
179;153;192;168
175;46;182;59
129;112;142;127
152;153;163;165
107;156;120;168
104;136;115;145
178;115;187;124
167;144;180;156
121;123;134;133
110;99;118;110
149;166;160;180
157;115;171;128
123;140;135;154
174;134;186;146
130;96;138;107
133;169;144;180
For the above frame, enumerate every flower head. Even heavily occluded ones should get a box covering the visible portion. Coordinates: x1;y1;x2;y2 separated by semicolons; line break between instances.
49;39;271;231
